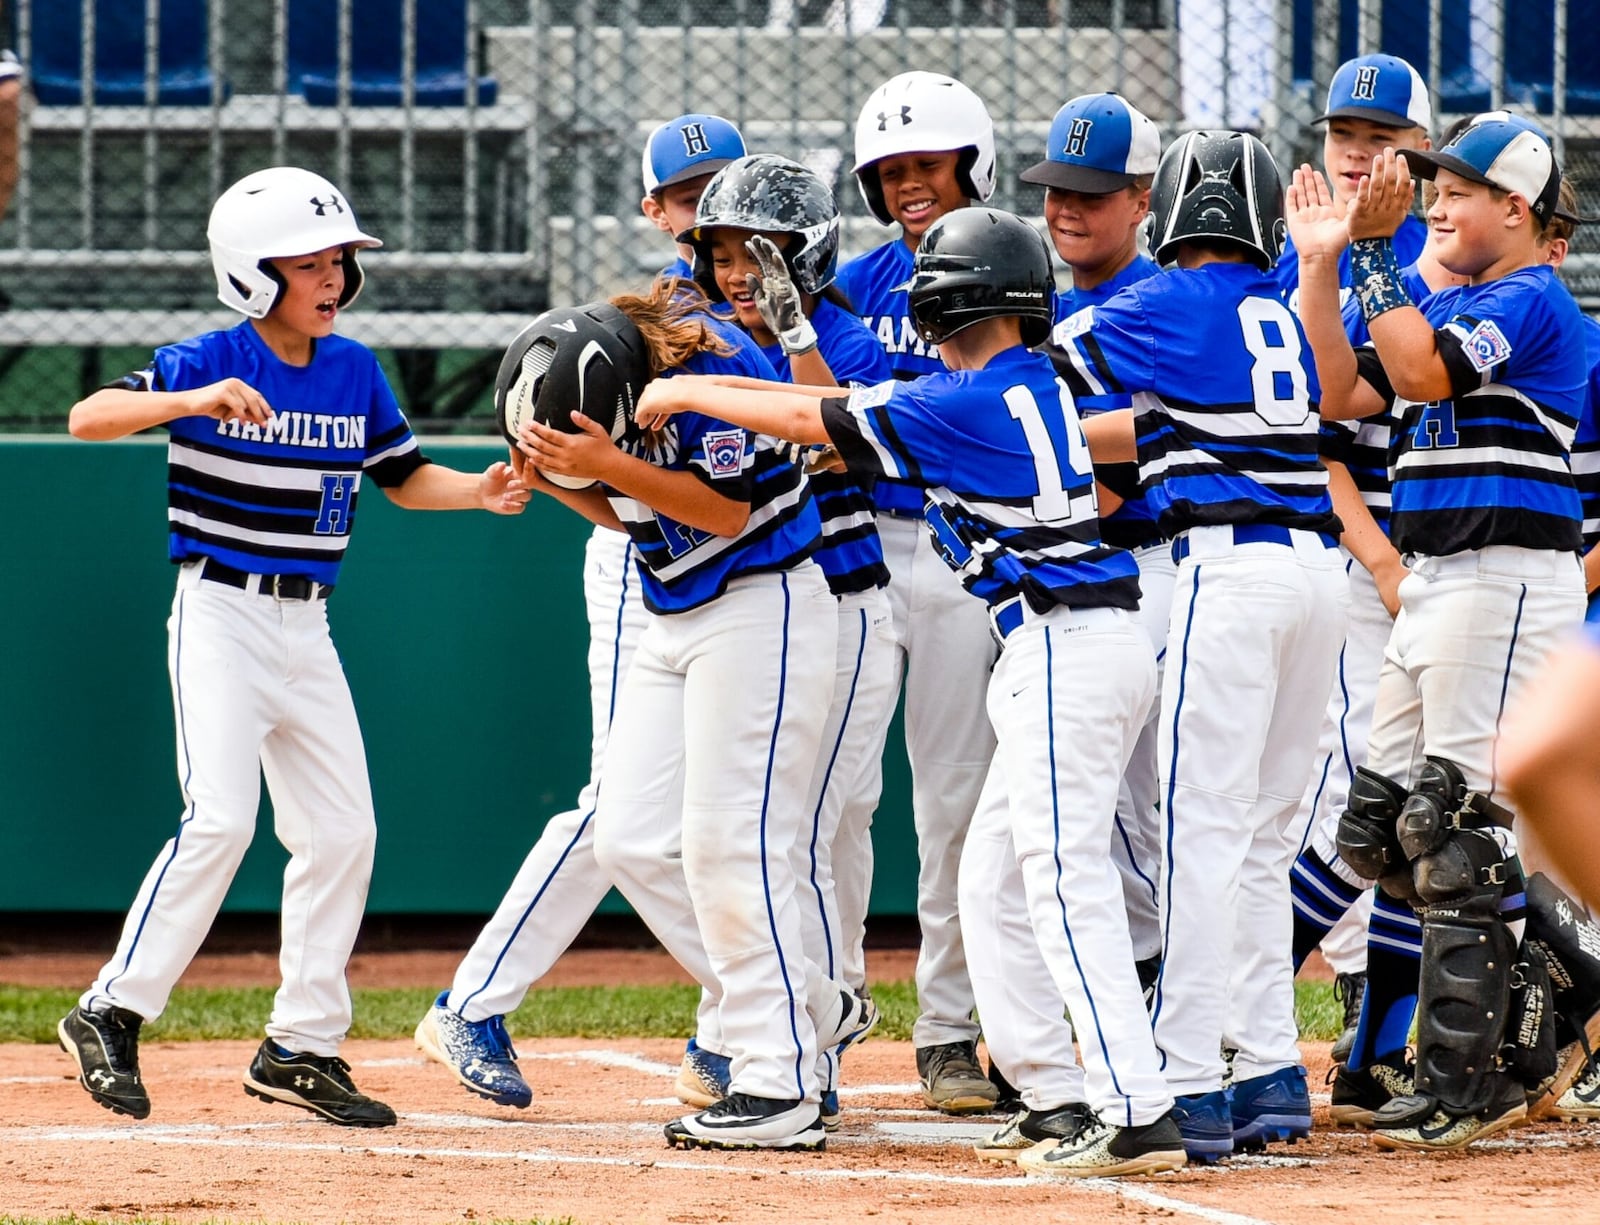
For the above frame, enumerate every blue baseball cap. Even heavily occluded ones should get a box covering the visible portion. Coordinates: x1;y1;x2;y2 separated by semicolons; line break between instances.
1400;118;1561;227
1020;93;1160;193
1316;54;1431;130
641;114;746;195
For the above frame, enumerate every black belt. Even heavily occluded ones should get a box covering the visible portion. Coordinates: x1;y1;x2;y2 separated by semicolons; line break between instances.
198;558;331;601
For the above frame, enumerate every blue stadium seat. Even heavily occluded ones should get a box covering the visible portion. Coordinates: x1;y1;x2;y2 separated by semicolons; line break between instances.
289;0;498;107
1339;0;1491;115
29;0;220;106
1513;0;1600;116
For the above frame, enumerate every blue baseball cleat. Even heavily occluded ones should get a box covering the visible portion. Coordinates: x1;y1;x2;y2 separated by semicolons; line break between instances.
1230;1064;1312;1150
1171;1088;1234;1162
414;991;532;1108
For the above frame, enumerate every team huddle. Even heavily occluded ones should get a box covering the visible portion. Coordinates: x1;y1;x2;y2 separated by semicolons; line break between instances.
52;48;1600;1181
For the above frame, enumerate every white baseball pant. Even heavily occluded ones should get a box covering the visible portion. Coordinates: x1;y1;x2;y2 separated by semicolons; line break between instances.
445;527;646;1020
1152;527;1348;1093
85;561;376;1057
867;512;997;1049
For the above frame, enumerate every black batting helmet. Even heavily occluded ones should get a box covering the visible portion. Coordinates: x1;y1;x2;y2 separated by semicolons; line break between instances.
493;302;650;486
1149;131;1285;270
906;207;1055;349
678;154;842;303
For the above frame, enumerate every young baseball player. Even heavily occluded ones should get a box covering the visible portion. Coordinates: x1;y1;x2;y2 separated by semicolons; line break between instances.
635;206;1188;1179
414;112;745;1113
1063;131;1348;1161
1291;118;1588;1150
56;167;528;1126
514;279;874;1153
835;67;1002;1114
675;152;896;1124
960;93;1169;1155
1277;56;1434;1050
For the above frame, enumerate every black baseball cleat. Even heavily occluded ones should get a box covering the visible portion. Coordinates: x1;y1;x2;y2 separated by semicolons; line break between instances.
1328;1049;1415;1128
58;1005;151;1119
665;1093;825;1151
243;1039;397;1127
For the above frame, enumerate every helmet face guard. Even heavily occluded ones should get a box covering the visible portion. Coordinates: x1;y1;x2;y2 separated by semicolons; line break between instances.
679;154;842;303
207;167;382;318
1149;131;1286;270
907;208;1054;349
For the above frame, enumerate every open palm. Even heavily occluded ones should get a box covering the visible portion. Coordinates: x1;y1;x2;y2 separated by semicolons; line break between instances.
1285;165;1349;260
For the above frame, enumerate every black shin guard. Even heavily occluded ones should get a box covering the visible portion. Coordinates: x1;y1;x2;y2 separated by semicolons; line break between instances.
1416;908;1519;1114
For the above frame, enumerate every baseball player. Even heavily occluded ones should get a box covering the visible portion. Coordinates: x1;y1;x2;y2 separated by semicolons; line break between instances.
1024;90;1166;993
675;152;896;1125
1062;131;1348;1161
635;206;1189;1179
1292;119;1587;1150
835;68;1001;1113
1278;55;1434;1055
515;279;874;1153
56;167;528;1126
414;113;745;1113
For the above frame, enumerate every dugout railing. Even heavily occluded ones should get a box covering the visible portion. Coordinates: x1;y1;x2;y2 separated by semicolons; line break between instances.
1;0;1597;431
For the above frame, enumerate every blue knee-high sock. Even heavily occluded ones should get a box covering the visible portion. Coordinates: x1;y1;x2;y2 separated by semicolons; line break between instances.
1346;888;1422;1071
1290;846;1365;971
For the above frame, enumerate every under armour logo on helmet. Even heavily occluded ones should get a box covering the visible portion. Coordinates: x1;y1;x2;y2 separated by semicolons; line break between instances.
680;123;711;157
877;106;913;130
1063;117;1095;159
309;195;345;216
1351;65;1380;101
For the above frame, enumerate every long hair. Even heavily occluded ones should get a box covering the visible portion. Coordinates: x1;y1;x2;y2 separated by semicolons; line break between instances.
610;276;736;375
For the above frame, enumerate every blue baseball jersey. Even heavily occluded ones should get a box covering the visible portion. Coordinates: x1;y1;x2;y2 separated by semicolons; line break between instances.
661;255;693;279
1275;214;1428;312
758;296;892;597
1571;315;1600;554
1053;253;1165;549
1319;263;1435;539
608;312;821;614
125;321;427;587
819;345;1141;613
1053;261;1338;537
837;237;946;517
1355;264;1586;556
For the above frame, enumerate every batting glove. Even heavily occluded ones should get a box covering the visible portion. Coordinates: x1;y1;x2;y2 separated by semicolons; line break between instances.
745;235;818;357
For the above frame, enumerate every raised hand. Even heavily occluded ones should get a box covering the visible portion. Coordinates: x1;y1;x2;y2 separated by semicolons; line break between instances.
745;236;818;356
1347;147;1415;241
1285;165;1350;261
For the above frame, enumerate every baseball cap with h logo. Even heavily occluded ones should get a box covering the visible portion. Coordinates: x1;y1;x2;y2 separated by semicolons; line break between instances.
1400;118;1563;228
1019;93;1160;193
641;114;746;195
1316;53;1432;130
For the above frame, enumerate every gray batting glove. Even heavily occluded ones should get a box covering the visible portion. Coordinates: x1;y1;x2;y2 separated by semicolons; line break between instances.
746;235;818;356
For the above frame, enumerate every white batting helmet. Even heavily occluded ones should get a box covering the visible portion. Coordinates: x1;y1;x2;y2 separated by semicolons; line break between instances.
208;167;382;318
852;72;996;225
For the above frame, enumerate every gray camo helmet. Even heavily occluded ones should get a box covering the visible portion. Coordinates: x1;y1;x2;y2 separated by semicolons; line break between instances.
677;153;842;303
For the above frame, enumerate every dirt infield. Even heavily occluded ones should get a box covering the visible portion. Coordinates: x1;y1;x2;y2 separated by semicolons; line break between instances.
4;947;1598;1224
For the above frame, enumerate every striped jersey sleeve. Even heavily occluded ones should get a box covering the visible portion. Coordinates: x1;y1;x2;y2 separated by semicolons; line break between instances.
1053;263;1337;538
605;315;820;613
149;323;426;587
821;346;1140;613
1568;314;1600;553
1386;265;1586;556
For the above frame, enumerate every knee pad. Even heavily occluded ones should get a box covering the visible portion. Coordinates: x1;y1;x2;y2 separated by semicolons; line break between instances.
1397;757;1468;862
1416;910;1519;1114
1337;767;1409;886
1414;828;1510;911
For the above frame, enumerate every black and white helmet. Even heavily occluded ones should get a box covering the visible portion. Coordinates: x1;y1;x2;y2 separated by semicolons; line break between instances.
207;167;382;318
906;208;1055;349
852;72;996;225
493;302;651;489
678;154;841;303
1149;131;1285;270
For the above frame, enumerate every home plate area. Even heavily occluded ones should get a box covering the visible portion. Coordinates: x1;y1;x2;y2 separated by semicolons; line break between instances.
2;1037;1596;1225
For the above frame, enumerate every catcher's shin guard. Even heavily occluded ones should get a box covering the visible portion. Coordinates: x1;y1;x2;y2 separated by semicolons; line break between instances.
1416;907;1520;1114
1337;768;1413;900
1523;872;1600;1021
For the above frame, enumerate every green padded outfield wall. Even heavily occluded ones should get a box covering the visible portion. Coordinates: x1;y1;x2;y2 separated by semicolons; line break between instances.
0;438;920;916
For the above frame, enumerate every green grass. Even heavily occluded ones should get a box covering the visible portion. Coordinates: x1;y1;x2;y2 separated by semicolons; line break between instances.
0;979;1341;1045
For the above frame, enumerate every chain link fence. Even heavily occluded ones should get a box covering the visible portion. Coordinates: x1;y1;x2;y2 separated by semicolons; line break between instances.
1;0;1596;430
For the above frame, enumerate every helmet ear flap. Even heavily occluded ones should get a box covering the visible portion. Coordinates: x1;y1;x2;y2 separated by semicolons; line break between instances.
339;246;367;309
